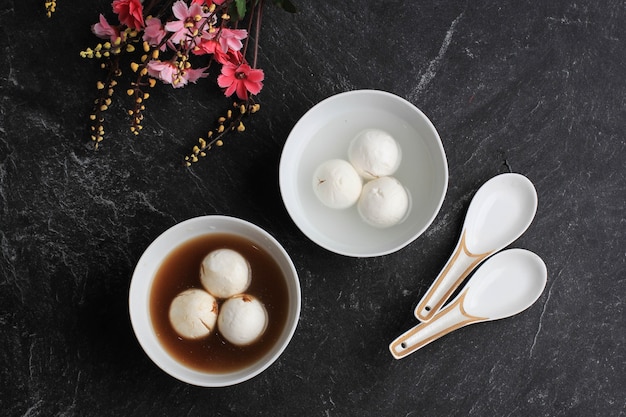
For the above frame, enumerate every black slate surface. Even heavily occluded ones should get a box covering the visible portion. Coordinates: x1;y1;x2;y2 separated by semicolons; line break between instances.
1;1;625;416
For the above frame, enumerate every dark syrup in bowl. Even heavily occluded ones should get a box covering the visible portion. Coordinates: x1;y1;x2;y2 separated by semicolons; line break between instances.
149;233;290;373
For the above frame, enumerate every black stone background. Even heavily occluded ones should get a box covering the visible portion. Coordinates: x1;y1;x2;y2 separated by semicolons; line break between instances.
1;1;625;416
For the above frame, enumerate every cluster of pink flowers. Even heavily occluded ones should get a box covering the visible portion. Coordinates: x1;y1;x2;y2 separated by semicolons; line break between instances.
92;0;264;100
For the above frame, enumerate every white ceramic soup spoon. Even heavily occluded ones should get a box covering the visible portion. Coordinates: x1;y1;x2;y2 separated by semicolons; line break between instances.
390;248;546;359
415;173;537;322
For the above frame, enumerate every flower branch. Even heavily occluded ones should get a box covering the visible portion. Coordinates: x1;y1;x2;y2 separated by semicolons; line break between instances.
74;0;295;164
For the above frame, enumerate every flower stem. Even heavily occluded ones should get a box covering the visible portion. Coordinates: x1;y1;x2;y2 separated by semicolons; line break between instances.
242;0;264;69
253;0;264;69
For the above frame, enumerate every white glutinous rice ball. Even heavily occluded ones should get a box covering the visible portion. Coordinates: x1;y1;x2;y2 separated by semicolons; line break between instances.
169;289;219;339
348;129;401;180
358;176;410;228
218;294;268;346
312;159;363;209
200;249;251;299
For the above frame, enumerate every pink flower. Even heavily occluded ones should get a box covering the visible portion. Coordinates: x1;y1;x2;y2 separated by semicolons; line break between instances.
147;60;208;88
195;27;246;64
143;17;167;50
194;38;243;65
112;0;145;30
92;14;120;42
216;28;247;53
217;62;264;100
165;0;208;45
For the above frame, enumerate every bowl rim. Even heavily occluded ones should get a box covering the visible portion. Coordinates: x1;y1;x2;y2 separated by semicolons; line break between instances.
279;89;448;257
128;215;301;387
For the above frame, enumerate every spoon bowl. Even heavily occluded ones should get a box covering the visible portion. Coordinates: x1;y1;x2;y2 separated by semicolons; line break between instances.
415;173;537;321
461;249;547;318
464;173;539;254
390;249;547;359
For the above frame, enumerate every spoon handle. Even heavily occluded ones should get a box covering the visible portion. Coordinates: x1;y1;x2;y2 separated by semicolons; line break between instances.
390;291;485;359
414;230;491;322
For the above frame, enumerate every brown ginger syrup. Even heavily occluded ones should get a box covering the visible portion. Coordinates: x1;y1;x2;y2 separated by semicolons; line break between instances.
149;233;290;373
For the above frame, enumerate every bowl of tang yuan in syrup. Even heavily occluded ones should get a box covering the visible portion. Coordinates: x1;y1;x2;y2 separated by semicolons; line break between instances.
129;216;301;387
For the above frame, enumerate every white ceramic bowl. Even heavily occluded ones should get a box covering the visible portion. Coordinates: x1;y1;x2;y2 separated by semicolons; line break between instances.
279;90;448;257
129;215;301;387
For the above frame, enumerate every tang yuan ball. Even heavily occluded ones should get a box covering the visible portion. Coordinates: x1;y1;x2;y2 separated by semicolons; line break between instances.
312;159;363;209
169;289;219;339
348;129;401;180
358;176;410;228
200;249;251;299
218;294;268;346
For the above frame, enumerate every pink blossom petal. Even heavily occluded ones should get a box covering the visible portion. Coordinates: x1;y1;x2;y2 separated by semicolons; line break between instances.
112;0;145;30
164;20;184;33
235;82;248;100
92;14;119;41
217;74;232;88
186;67;209;83
171;0;189;21
244;79;262;95
246;68;264;83
189;3;204;17
224;83;237;97
220;63;237;77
